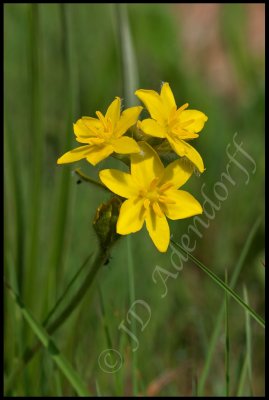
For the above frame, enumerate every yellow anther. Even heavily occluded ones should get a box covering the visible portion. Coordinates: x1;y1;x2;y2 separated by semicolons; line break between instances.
152;202;164;217
96;111;108;130
159;195;176;204
143;198;150;210
149;177;159;190
177;103;189;113
159;182;173;191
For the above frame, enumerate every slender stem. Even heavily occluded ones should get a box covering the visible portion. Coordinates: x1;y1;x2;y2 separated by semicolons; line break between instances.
197;217;261;395
127;236;138;395
225;271;230;397
116;5;139;394
74;168;110;192
171;240;265;328
42;253;93;327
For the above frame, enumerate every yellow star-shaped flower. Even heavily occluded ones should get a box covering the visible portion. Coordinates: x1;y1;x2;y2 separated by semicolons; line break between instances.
57;97;143;166
99;142;202;252
135;83;208;173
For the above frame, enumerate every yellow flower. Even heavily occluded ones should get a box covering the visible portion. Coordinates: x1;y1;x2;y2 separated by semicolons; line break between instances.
57;97;143;166
99;142;202;252
135;82;208;173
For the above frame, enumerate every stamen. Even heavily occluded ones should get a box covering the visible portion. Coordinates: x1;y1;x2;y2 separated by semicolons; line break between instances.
143;198;150;210
149;177;159;190
152;202;164;217
177;103;189;113
159;182;173;191
106;117;113;132
96;111;108;130
159;195;176;204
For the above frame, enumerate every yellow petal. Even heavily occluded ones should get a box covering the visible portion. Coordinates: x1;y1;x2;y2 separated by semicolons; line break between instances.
168;137;205;173
117;197;145;234
85;144;113;166
105;97;121;128
73;118;101;138
138;118;166;138
112;136;140;154
135;89;167;123
131;141;164;187
179;110;208;133
164;189;203;220
160;82;177;115
145;208;170;252
99;169;138;198
160;157;194;189
76;136;105;145
57;145;92;164
115;106;143;137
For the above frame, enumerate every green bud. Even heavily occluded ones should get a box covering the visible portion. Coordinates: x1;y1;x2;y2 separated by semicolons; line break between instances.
93;197;122;251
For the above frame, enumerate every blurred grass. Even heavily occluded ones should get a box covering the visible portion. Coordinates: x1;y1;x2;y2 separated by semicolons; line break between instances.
4;3;264;396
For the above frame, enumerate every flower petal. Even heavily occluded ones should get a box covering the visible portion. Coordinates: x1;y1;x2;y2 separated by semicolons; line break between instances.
76;136;105;145
145;208;170;252
168;137;205;173
99;169;138;198
115;106;143;137
85;144;114;166
57;145;92;164
160;82;176;115
131;141;164;187
179;110;208;133
105;97;121;128
112;136;140;154
138;118;166;138
160;157;194;189
74;118;101;138
135;89;167;123
164;189;203;220
117;197;145;234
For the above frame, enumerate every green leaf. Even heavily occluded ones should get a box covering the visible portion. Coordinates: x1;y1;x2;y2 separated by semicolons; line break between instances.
5;280;90;396
171;239;265;329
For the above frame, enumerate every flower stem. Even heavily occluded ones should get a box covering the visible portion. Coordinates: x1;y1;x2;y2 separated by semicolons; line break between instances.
74;168;110;192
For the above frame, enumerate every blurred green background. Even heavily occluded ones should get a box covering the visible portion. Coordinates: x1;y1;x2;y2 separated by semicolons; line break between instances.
4;3;264;396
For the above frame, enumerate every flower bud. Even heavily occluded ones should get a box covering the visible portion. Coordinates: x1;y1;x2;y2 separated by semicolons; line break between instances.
93;197;122;251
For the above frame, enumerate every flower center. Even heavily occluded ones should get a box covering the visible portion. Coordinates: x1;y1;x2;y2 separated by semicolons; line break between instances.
139;179;175;218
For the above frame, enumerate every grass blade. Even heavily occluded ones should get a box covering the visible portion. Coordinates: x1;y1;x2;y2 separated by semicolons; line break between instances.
127;236;138;396
5;280;90;396
26;3;43;302
115;4;139;106
244;285;253;395
187;217;261;395
236;286;253;396
225;270;230;397
171;240;265;328
42;253;93;327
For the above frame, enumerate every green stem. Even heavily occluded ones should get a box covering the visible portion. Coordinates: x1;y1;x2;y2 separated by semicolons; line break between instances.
127;236;138;395
74;168;110;192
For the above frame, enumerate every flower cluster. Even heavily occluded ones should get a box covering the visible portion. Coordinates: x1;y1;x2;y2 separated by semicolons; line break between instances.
57;83;208;252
